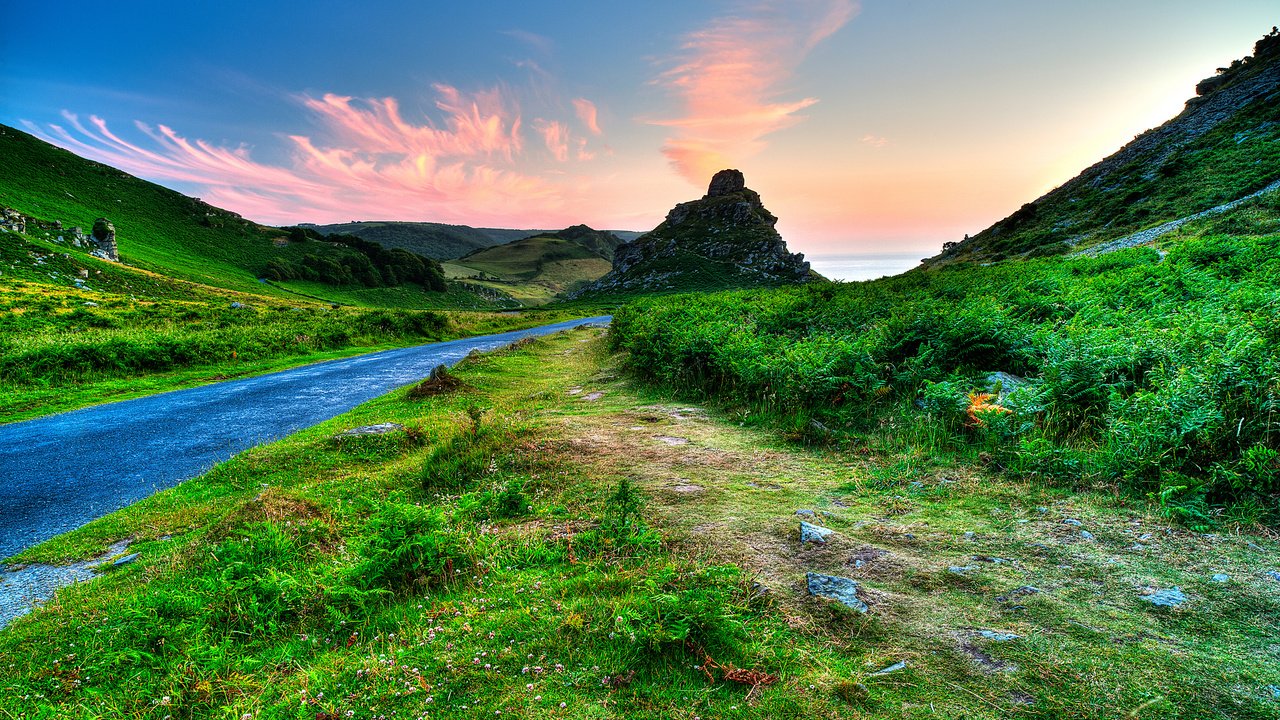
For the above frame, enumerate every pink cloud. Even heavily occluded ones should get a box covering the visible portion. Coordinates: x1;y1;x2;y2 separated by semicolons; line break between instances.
861;134;889;148
652;0;859;184
534;119;571;162
25;84;611;227
573;98;602;136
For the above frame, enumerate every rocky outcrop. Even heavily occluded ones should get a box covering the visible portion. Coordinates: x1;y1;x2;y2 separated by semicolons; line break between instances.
574;169;812;297
90;218;119;261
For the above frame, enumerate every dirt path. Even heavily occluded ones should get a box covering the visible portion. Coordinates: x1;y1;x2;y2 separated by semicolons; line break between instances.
1074;177;1280;257
545;345;1280;713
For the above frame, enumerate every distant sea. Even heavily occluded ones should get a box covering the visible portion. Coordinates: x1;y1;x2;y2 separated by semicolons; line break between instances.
805;252;925;282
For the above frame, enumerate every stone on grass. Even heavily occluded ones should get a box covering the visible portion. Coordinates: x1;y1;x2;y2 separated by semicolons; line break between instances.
111;553;140;567
869;661;906;675
1211;573;1230;583
949;565;978;575
1140;587;1188;607
978;630;1021;641
795;509;816;518
1267;570;1280;582
800;521;833;544
335;423;405;438
1063;518;1082;527
806;572;868;612
1080;530;1094;540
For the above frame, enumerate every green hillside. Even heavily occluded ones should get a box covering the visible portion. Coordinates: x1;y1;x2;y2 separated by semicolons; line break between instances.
445;232;613;305
928;30;1280;265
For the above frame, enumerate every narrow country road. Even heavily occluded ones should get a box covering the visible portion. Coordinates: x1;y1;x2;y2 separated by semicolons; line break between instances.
0;316;610;560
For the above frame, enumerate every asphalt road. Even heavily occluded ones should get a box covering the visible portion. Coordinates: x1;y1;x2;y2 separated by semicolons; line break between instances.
0;316;610;560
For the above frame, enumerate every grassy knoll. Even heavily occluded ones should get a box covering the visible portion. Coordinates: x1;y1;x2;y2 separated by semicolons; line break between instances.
612;219;1280;526
2;329;1277;718
445;235;614;305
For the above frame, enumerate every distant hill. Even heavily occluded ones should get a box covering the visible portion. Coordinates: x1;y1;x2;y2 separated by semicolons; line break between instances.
573;169;815;298
443;225;619;305
304;221;643;260
926;29;1280;266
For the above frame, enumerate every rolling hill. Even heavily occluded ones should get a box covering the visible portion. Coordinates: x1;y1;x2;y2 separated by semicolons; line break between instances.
305;221;643;260
442;226;620;304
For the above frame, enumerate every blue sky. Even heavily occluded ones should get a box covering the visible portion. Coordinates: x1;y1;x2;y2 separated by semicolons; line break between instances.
3;1;1276;254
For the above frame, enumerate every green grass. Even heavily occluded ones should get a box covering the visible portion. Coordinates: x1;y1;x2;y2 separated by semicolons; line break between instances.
3;329;1277;719
444;235;614;305
611;226;1280;525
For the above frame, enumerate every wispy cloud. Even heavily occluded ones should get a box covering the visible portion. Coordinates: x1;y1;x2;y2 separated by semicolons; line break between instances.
651;0;858;184
860;134;889;148
26;83;607;226
573;98;602;136
534;119;571;162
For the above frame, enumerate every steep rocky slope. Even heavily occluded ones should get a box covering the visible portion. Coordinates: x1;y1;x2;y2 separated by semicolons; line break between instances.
575;169;814;297
925;29;1280;267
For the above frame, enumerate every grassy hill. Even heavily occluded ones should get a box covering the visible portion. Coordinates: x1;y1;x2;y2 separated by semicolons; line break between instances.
440;227;622;305
928;29;1280;266
307;221;643;261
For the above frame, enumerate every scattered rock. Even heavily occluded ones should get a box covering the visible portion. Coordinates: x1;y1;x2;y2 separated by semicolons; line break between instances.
964;531;975;539
655;435;689;446
111;553;140;567
806;572;868;612
335;423;405;438
795;509;816;518
1063;518;1083;527
582;392;604;401
977;630;1021;641
667;483;704;494
1267;571;1280;582
1211;573;1230;583
83;301;98;307
1140;587;1188;607
1080;530;1095;540
230;301;245;309
567;387;583;395
800;521;834;544
949;565;978;575
869;661;906;676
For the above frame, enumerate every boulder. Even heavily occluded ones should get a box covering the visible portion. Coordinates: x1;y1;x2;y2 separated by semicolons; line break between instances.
800;520;833;544
91;218;119;261
806;572;869;612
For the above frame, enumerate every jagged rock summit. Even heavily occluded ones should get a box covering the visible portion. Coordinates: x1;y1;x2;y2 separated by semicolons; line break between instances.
575;169;812;296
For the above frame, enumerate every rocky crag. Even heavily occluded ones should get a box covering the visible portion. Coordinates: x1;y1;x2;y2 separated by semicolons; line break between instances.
2;207;119;261
575;169;813;297
923;28;1280;267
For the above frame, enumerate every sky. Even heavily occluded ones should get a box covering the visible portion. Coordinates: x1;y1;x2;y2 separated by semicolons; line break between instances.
2;1;1276;257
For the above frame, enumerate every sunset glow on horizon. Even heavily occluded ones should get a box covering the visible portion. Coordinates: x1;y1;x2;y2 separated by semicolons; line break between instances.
3;1;1276;255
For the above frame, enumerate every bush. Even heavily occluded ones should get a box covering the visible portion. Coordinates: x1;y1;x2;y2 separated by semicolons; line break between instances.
350;503;469;594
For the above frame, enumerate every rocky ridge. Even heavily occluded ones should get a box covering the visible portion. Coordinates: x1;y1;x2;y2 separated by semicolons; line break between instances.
574;169;812;297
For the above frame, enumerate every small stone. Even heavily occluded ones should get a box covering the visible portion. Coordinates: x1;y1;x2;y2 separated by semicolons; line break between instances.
795;509;816;517
1063;519;1082;527
978;630;1021;641
1211;573;1230;583
583;392;604;401
1140;587;1188;607
1267;571;1280;582
964;531;975;539
806;572;868;612
949;565;978;575
869;661;906;675
83;301;98;307
230;301;245;309
1080;530;1094;540
335;423;405;438
112;553;140;567
1036;507;1047;514
800;521;834;544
